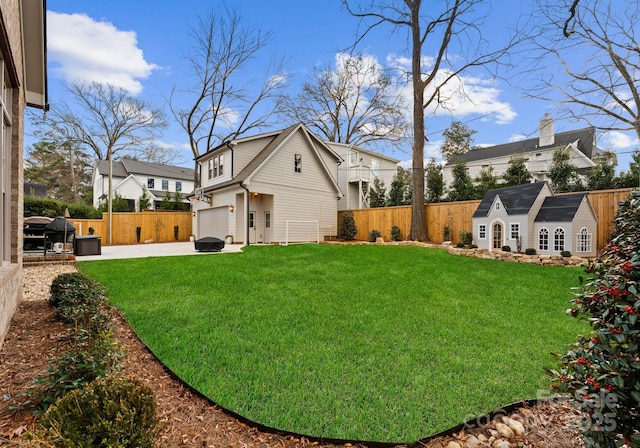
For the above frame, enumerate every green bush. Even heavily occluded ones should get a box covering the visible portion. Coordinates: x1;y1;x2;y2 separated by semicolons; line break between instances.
442;225;451;241
38;375;160;448
501;245;511;252
390;225;402;241
553;191;640;447
455;241;465;248
368;229;381;242
24;195;100;219
560;250;572;257
33;330;124;411
459;230;473;246
340;212;357;241
470;244;478;249
49;273;108;334
525;248;537;255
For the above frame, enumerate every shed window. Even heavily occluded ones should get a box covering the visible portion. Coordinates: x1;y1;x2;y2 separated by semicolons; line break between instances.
495;201;500;211
539;228;549;251
478;224;486;239
294;154;302;173
577;227;592;253
510;223;520;240
554;228;565;251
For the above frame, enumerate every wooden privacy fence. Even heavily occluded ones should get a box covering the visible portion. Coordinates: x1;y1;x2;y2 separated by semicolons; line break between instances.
70;211;193;245
338;188;635;252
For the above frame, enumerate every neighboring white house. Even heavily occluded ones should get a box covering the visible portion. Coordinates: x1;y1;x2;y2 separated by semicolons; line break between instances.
472;181;598;257
92;158;195;211
444;115;607;186
326;142;399;210
192;123;343;244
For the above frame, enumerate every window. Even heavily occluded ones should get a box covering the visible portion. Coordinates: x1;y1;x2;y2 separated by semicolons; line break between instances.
294;154;302;173
510;223;520;240
0;65;11;264
208;159;213;179
213;157;218;177
218;154;224;176
539;228;549;251
554;228;565;251
371;159;379;177
495;201;500;211
162;179;168;190
577;227;592;253
249;211;255;229
176;181;182;192
478;224;486;239
147;178;154;189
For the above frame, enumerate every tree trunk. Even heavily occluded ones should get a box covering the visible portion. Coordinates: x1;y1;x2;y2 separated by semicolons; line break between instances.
408;2;428;242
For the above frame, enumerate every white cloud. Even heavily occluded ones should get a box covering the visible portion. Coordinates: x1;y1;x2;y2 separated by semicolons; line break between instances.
601;131;639;150
386;54;517;125
508;133;527;143
47;11;158;95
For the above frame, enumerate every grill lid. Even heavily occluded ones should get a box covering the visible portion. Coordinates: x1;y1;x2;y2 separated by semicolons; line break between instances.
43;217;75;233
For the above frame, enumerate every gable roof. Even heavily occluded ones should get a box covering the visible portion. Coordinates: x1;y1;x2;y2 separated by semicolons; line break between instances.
325;141;400;163
448;127;596;166
96;158;194;181
534;193;588;222
473;182;548;218
201;123;342;194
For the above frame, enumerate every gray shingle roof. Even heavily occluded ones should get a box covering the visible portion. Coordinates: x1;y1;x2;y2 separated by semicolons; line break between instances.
473;182;547;218
448;127;596;165
96;158;194;181
534;194;587;222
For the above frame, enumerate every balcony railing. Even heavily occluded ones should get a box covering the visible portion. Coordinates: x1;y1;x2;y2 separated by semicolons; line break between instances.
349;165;371;183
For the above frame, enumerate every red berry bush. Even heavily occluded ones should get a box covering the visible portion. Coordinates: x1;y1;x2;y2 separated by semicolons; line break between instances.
553;191;640;447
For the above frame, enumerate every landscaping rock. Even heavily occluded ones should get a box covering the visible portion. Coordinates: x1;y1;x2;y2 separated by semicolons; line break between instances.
463;435;481;447
502;416;525;436
446;441;462;448
495;422;514;439
492;440;511;448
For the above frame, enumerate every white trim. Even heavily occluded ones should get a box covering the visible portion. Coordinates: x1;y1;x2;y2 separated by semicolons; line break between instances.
478;223;487;240
538;227;549;251
509;222;520;240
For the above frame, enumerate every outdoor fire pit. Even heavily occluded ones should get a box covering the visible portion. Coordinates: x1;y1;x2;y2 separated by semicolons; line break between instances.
194;236;225;252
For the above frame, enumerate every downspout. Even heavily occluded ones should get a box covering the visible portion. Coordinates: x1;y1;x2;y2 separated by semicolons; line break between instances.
240;182;250;246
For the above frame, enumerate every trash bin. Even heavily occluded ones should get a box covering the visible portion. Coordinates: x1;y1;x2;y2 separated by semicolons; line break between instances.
74;236;101;256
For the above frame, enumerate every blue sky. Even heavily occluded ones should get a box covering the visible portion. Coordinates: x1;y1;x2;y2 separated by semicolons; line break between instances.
39;0;639;171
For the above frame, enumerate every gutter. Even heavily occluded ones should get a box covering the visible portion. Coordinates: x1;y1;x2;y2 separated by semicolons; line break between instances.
240;182;250;246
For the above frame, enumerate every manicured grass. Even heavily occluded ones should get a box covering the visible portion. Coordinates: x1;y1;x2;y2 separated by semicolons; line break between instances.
78;245;588;443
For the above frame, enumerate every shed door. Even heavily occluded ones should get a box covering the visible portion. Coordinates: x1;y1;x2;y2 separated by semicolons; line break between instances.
198;207;228;239
492;223;502;250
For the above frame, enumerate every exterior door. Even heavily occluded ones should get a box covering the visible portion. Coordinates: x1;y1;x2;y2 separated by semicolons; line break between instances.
492;222;502;250
264;211;271;244
249;211;256;244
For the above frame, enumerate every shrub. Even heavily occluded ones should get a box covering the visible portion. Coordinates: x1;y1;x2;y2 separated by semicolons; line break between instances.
470;244;478;249
37;375;160;448
50;272;102;308
32;330;124;411
525;248;537;255
49;273;108;334
459;230;473;246
390;225;402;241
456;242;465;248
552;191;640;447
24;195;100;219
340;212;357;241
560;250;572;257
368;229;381;242
501;245;511;252
442;225;452;241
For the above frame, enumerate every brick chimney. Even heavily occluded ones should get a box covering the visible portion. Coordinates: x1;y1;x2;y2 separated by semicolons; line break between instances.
539;113;554;147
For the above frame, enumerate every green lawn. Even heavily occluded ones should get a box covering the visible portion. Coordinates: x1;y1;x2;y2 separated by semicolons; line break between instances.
78;244;588;443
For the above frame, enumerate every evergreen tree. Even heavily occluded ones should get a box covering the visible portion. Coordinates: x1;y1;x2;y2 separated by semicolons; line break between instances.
340;211;357;240
474;166;500;198
447;161;475;201
387;167;412;206
368;177;387;208
615;151;640;188
548;146;581;193
425;157;444;203
138;187;152;211
586;151;616;191
503;154;532;186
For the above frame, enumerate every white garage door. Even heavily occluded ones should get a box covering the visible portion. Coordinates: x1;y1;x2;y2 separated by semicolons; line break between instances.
198;207;228;238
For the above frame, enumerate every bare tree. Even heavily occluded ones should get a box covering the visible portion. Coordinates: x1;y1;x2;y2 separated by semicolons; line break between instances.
170;6;287;185
343;0;522;241
40;81;168;243
279;53;410;151
532;0;640;140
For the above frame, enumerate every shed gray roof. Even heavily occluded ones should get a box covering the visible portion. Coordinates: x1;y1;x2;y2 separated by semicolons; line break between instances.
534;194;587;222
96;158;194;181
448;127;596;165
473;182;547;218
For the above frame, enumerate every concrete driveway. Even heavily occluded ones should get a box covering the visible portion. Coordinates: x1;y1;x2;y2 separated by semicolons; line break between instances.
76;241;245;261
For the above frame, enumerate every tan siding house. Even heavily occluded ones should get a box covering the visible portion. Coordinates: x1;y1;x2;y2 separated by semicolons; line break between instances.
0;1;47;347
193;124;343;244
